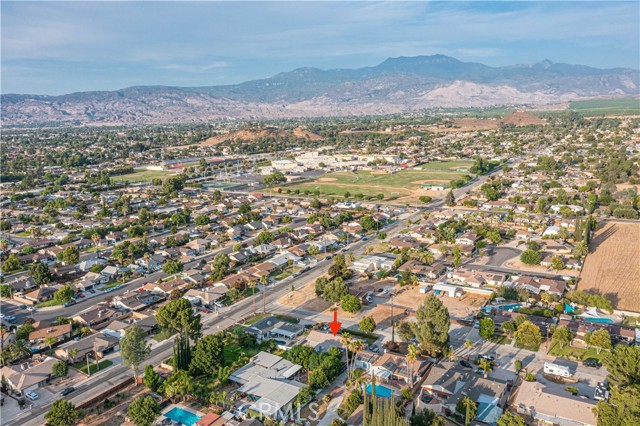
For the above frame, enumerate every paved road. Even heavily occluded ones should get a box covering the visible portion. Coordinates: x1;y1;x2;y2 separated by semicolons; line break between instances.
6;160;513;426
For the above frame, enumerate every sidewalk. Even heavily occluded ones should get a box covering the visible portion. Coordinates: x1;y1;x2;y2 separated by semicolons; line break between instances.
317;371;348;426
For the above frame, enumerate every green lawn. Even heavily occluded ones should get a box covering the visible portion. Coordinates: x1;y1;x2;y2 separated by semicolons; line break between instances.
116;169;175;183
547;342;608;362
152;328;176;342
488;334;512;345
74;359;113;375
514;341;541;352
223;342;261;367
100;281;124;290
273;271;292;281
280;165;469;199
245;313;269;325
569;97;640;114
35;299;64;308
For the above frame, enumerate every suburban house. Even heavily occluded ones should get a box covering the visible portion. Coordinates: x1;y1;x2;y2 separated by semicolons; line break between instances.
76;271;109;291
303;330;343;353
229;352;305;421
55;333;120;363
420;361;508;424
102;315;158;340
73;305;130;330
28;321;72;350
351;255;396;275
0;357;58;395
183;286;228;308
455;231;481;246
398;260;447;281
245;317;305;343
22;286;58;305
512;275;567;296
370;352;429;385
512;380;596;426
112;290;163;311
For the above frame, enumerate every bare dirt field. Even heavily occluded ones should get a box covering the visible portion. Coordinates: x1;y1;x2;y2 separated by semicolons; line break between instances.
499;111;546;126
579;222;640;312
278;278;332;313
503;258;580;277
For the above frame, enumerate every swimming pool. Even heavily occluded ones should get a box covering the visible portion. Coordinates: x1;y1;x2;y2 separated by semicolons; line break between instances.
366;383;394;398
164;407;202;426
583;317;616;324
498;303;521;312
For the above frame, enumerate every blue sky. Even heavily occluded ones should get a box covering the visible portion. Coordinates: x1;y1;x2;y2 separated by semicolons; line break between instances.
2;1;638;95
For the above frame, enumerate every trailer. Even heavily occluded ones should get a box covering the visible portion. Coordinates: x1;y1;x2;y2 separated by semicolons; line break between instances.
543;362;573;378
433;283;463;298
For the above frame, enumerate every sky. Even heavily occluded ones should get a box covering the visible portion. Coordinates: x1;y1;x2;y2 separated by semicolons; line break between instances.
2;1;639;95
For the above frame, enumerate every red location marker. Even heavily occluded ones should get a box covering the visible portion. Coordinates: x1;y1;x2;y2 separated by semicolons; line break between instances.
329;311;342;336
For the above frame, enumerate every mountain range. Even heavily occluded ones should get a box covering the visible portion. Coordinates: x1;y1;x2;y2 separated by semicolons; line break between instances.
2;55;639;126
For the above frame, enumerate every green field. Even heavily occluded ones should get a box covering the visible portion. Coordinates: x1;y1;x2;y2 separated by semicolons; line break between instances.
280;163;470;200
117;169;175;183
569;98;640;115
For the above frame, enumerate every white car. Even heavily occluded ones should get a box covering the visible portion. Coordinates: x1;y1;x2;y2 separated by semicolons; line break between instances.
27;306;37;312
0;313;5;319
25;391;39;401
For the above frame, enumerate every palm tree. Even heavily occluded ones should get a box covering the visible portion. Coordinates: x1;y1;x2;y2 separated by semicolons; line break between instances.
260;275;269;313
350;339;366;378
479;359;493;378
44;336;57;354
68;348;78;364
406;344;419;386
340;332;352;380
249;280;257;314
10;339;31;360
91;233;101;252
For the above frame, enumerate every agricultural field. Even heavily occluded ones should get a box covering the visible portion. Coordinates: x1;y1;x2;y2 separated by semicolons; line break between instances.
578;222;640;312
278;161;472;201
569;97;640;115
115;169;175;183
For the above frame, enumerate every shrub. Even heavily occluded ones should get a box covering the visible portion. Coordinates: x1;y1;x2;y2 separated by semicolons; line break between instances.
525;373;536;382
565;386;579;395
515;359;522;371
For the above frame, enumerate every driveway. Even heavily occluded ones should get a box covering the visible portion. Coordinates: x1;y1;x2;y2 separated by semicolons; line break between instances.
484;247;521;267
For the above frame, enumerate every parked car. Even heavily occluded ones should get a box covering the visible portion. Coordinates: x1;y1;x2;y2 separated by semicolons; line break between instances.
27;306;37;312
584;360;601;368
25;391;39;401
63;300;77;307
18;305;27;309
459;360;473;369
59;387;75;396
77;293;85;298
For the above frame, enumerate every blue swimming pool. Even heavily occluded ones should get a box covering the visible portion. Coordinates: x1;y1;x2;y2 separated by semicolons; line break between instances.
366;383;394;398
498;303;521;311
583;317;616;324
165;407;202;426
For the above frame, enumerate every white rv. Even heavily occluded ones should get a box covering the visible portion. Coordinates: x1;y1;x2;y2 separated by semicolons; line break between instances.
543;362;572;378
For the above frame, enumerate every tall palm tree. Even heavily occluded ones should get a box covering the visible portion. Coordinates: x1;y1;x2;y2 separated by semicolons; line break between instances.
68;348;78;364
260;275;269;313
406;344;419;386
420;250;434;264
91;233;101;252
249;280;257;314
340;332;352;379
350;339;366;378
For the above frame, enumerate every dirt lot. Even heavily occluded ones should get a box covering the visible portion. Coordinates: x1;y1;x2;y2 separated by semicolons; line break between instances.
278;277;332;313
579;222;640;312
503;258;580;277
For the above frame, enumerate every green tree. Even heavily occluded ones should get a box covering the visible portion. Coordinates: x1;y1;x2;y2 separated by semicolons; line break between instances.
0;284;12;298
120;324;150;380
445;190;456;206
194;214;210;226
162;259;183;274
263;171;286;186
514;320;542;349
53;361;68;377
162;175;185;194
573;241;589;259
29;262;52;285
45;400;80;426
54;285;74;303
341;294;361;313
360;215;377;232
589;329;612;354
128;396;161;426
552;325;573;350
189;334;224;377
497;411;527;426
603;345;640;386
321;277;349;303
411;408;445;426
57;246;79;265
411;295;450;356
456;396;477;426
209;253;230;281
173;334;191;371
1;254;21;273
143;365;161;392
478;318;495;340
520;249;541;265
256;231;275;244
595;385;640;426
551;256;565;271
418;196;432;204
156;298;202;340
359;316;376;333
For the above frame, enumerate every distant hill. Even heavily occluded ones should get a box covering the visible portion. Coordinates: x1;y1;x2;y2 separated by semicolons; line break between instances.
2;55;638;126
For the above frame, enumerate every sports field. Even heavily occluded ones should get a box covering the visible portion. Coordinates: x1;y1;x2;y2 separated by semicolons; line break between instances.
116;169;175;183
279;161;472;200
